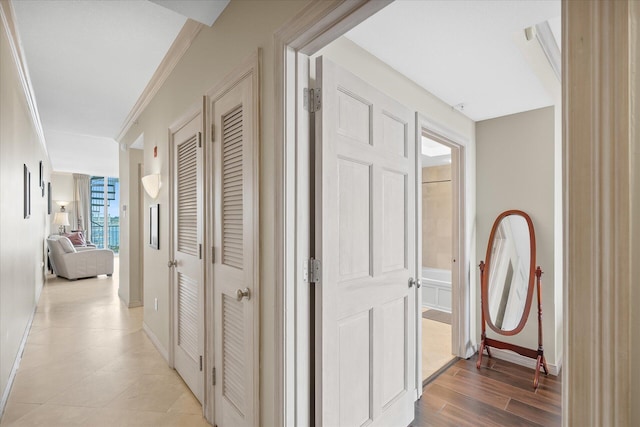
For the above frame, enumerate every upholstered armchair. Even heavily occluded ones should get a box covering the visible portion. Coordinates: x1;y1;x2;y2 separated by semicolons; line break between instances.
47;235;114;280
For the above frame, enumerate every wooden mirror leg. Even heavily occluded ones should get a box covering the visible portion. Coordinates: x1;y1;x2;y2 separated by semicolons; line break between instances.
476;340;485;368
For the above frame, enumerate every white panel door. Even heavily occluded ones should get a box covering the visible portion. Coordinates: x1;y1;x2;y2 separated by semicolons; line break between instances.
171;112;204;403
315;57;417;427
211;72;257;427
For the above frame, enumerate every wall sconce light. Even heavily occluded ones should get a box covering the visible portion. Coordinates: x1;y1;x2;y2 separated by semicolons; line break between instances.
141;174;161;199
56;200;69;212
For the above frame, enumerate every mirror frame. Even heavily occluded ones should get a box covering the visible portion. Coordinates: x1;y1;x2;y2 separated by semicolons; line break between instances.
482;209;536;336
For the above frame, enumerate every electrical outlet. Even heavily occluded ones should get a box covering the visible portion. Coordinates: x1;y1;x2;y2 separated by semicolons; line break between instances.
154;298;158;311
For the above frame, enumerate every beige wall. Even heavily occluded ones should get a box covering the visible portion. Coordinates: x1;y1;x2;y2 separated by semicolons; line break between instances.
119;1;311;424
422;165;452;270
0;9;51;407
118;148;143;307
476;106;559;368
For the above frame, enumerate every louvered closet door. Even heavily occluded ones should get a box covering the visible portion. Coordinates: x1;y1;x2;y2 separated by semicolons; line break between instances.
171;112;204;403
315;57;417;426
212;73;257;427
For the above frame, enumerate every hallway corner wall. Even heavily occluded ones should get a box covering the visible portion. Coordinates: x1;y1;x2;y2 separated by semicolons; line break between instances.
476;106;559;370
0;2;51;413
118;147;144;308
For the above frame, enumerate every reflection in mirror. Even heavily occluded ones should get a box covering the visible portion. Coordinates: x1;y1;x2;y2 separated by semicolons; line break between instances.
487;215;531;331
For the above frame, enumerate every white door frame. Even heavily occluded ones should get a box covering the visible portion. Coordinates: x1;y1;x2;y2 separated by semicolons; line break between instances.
417;114;472;361
274;2;470;425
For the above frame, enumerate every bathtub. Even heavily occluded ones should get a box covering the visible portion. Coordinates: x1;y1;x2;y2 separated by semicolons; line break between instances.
421;267;452;313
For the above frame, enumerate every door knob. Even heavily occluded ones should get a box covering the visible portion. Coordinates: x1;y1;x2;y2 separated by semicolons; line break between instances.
408;277;416;288
236;288;251;301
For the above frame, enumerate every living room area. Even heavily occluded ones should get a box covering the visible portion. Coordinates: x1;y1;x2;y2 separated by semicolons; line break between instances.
46;173;120;281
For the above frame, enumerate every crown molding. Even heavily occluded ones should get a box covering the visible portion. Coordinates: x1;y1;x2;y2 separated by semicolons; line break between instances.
115;19;203;143
0;0;48;159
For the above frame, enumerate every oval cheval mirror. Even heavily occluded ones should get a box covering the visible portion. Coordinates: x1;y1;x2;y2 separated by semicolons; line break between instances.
476;210;549;388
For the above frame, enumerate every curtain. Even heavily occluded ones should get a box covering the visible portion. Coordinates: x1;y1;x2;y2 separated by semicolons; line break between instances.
73;174;91;237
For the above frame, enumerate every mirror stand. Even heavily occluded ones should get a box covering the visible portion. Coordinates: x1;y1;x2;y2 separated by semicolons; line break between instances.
476;262;549;388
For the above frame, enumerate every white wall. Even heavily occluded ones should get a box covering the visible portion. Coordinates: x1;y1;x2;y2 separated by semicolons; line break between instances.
476;106;560;369
119;1;311;424
50;172;74;234
315;36;477;356
0;8;51;412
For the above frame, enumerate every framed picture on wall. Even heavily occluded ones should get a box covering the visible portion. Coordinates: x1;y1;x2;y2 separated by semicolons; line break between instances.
39;160;44;197
23;164;30;219
47;182;52;215
149;204;159;249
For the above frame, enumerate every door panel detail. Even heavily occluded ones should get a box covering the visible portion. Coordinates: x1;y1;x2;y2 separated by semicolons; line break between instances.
381;170;407;273
337;159;371;282
315;57;417;427
337;89;371;145
381;112;407;157
381;297;407;407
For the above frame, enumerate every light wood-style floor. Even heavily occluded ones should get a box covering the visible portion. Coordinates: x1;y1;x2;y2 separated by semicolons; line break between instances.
412;356;562;426
0;259;211;427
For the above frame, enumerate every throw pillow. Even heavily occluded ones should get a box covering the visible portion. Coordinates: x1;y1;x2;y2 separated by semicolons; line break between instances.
64;231;86;246
58;237;77;253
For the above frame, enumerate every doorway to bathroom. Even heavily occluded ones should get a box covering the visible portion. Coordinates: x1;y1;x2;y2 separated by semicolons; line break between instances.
418;128;462;383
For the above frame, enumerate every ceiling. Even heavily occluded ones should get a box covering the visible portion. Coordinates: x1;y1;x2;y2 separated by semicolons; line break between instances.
12;0;229;177
345;0;561;122
12;0;559;177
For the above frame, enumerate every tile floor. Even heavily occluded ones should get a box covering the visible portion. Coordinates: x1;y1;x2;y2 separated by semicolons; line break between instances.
1;259;211;427
421;310;455;381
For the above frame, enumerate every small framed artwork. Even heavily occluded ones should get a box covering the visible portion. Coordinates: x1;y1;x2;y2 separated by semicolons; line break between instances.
47;182;52;215
39;160;44;197
23;164;30;219
149;204;159;249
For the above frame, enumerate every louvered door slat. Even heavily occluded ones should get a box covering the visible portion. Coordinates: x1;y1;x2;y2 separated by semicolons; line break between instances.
223;294;245;413
178;273;198;361
177;135;199;257
222;105;244;270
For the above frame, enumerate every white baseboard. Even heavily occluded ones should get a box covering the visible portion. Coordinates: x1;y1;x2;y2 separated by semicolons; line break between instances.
142;322;170;364
128;300;143;308
0;307;37;418
487;347;561;376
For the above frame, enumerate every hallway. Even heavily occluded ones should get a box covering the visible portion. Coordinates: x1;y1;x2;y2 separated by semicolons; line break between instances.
0;260;210;426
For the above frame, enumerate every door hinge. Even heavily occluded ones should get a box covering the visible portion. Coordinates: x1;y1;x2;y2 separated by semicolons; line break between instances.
211;246;215;263
212;367;216;385
199;355;203;371
304;88;321;113
198;244;202;260
303;258;321;283
198;131;202;148
211;123;215;142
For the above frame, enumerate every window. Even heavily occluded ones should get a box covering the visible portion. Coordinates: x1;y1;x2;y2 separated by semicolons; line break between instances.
90;176;120;253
